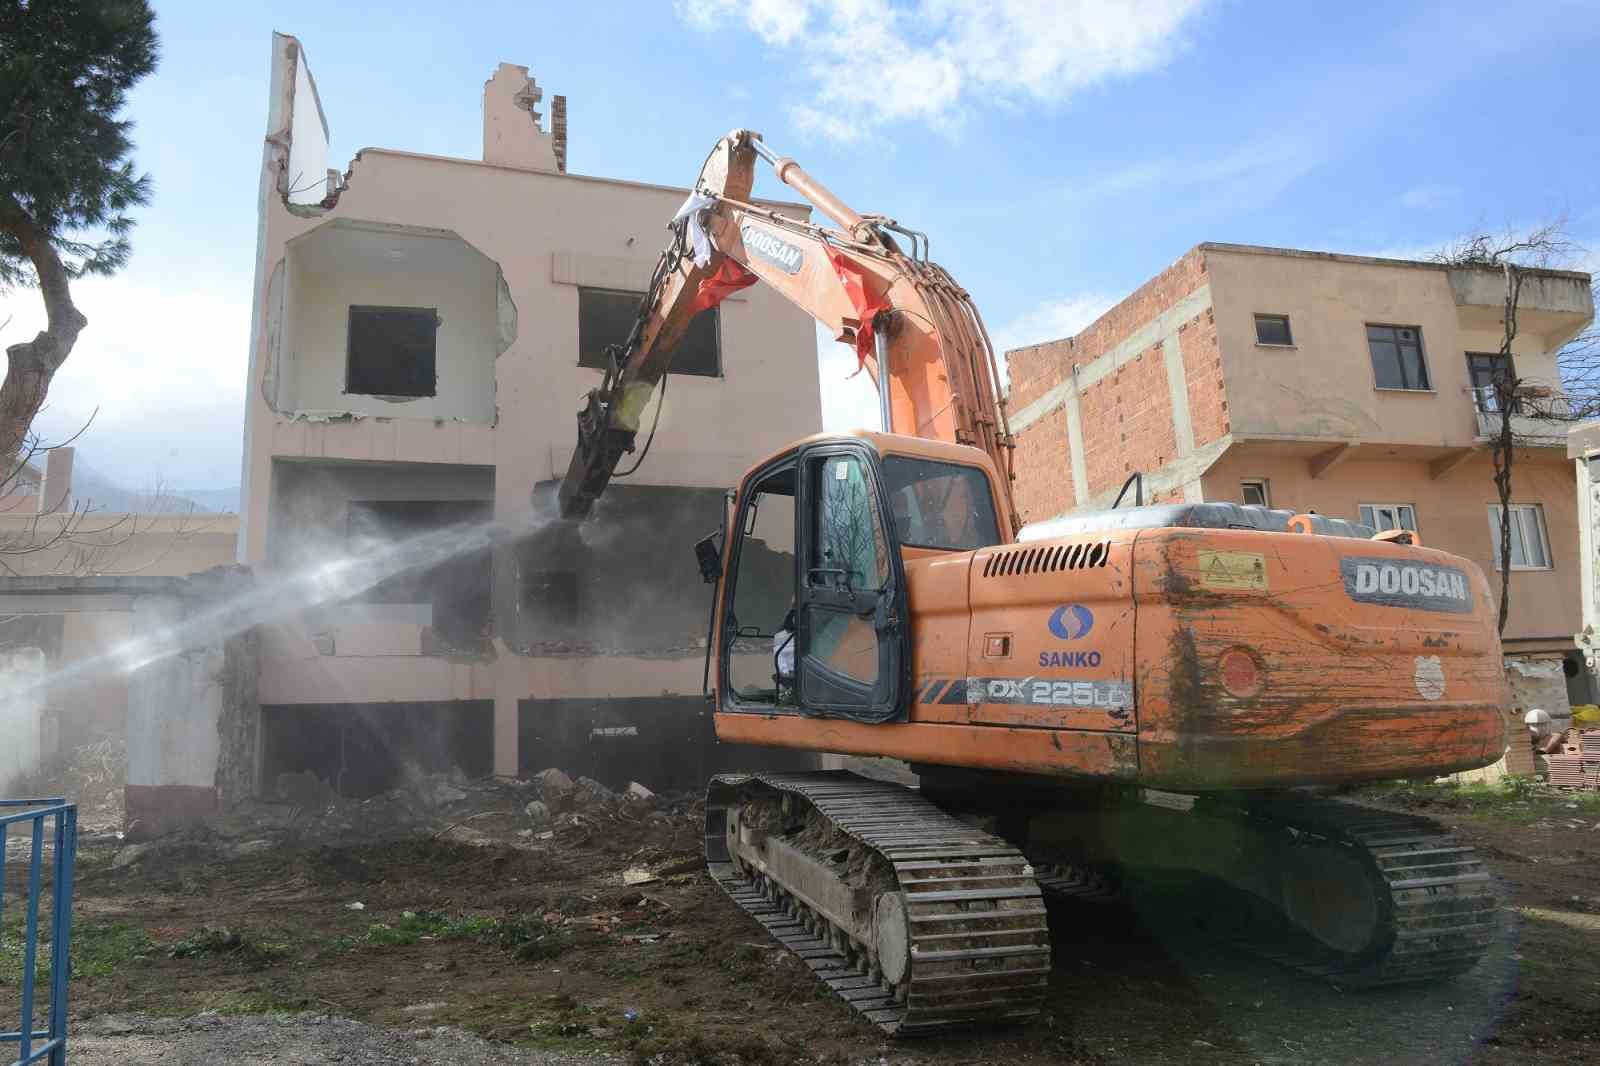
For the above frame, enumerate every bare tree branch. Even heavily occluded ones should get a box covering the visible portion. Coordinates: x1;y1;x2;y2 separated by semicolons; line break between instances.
1434;220;1598;634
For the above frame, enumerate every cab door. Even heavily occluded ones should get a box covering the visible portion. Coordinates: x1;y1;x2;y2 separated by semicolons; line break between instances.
795;443;909;723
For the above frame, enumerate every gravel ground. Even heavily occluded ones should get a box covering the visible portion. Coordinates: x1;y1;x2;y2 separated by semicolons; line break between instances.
71;1013;623;1066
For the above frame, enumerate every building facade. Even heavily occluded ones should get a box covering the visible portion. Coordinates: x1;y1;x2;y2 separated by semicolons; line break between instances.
0;450;239;799
1006;242;1595;714
239;36;821;794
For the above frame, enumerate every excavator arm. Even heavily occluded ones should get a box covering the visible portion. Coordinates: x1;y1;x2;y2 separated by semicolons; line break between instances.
556;129;1017;525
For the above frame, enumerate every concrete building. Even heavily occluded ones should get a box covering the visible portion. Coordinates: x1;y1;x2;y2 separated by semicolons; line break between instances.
239;36;820;795
1006;242;1595;718
0;450;239;801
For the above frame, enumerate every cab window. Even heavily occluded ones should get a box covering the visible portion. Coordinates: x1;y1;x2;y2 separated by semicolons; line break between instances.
881;455;1000;551
726;466;797;704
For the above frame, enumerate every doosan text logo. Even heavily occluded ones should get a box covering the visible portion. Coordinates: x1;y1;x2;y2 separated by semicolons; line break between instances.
741;224;803;274
1353;563;1468;600
1339;557;1474;614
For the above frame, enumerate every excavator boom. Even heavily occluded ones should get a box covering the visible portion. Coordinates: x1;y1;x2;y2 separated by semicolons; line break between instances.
557;130;1016;525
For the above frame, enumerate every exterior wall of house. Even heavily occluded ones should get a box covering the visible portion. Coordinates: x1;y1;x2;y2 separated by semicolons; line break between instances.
1203;246;1573;449
241;35;823;787
0;512;240;793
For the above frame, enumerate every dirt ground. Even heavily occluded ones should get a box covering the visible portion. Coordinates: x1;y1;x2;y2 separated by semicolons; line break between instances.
4;778;1599;1065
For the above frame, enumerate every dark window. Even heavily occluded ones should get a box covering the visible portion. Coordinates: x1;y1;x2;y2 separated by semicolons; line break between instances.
578;287;720;377
1254;314;1293;346
521;569;578;626
1366;324;1430;390
346;306;438;397
881;455;1001;551
1466;351;1518;412
1241;479;1270;507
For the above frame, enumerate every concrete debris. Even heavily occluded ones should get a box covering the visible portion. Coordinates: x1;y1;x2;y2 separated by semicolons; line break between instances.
523;799;550;823
621;867;659;886
534;768;576;809
625;781;656;803
346;901;366;911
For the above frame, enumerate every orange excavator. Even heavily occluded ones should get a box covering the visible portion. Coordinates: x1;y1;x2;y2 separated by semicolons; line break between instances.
558;130;1509;1035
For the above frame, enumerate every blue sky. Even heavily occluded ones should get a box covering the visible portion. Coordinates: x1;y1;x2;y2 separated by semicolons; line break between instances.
3;0;1597;492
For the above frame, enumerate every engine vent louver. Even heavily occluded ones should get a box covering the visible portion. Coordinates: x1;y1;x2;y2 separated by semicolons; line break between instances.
981;540;1111;578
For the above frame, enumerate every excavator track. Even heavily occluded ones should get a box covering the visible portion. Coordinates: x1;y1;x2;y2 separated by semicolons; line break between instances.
1228;796;1498;987
1034;795;1497;988
705;771;1050;1036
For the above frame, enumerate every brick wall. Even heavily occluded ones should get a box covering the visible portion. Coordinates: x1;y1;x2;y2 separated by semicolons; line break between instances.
1007;246;1209;412
1011;407;1071;521
1006;246;1224;521
1079;342;1175;501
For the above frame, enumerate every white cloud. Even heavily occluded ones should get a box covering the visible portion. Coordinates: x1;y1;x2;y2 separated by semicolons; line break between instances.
678;0;1207;142
0;272;250;490
992;292;1114;360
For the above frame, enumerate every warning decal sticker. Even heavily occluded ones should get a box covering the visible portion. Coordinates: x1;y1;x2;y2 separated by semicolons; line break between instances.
1197;550;1269;591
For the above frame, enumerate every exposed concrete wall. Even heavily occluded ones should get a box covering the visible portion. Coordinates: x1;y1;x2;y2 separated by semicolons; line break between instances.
285;39;330;206
0;521;239;791
279;225;503;421
124;594;221;831
482;64;558;172
0;646;46;790
1504;653;1568;736
123;572;261;835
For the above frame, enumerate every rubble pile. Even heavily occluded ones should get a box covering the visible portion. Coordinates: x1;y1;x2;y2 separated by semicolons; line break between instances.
225;765;689;847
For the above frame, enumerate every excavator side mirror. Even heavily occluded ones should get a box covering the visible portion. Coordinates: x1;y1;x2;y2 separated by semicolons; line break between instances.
695;529;724;584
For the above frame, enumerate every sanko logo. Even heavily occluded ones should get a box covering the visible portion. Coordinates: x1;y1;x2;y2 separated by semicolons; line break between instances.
1339;557;1474;614
740;224;803;275
1047;604;1095;641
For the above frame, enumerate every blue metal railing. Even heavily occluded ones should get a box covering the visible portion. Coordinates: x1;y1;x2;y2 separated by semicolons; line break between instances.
1;799;77;1066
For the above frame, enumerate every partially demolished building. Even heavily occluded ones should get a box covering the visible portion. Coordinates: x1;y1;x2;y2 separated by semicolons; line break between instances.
242;35;820;796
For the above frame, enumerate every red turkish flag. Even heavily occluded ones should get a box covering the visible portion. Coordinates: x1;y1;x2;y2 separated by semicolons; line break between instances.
691;258;759;313
823;245;889;378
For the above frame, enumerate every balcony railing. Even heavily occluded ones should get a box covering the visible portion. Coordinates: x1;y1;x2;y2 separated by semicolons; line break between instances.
1471;385;1592;442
